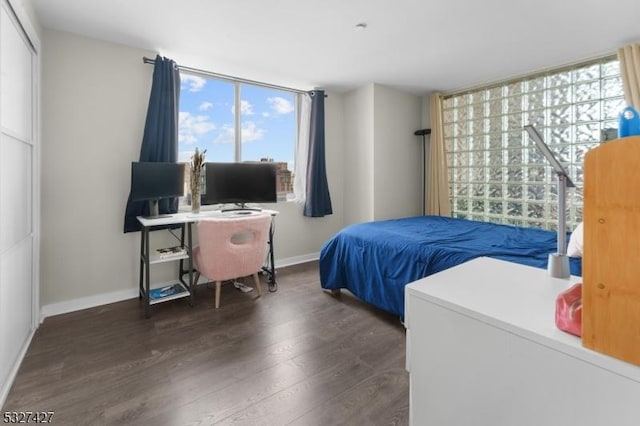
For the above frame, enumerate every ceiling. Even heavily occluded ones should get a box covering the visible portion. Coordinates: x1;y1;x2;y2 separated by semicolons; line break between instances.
32;0;640;95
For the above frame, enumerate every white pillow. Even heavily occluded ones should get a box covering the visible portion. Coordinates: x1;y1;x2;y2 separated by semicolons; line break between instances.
567;222;584;258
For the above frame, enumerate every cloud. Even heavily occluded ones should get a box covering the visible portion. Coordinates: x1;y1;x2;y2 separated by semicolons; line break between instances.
213;124;234;145
178;149;196;163
199;101;213;111
179;111;216;144
231;100;254;116
242;121;265;141
213;121;265;145
267;97;294;114
180;74;206;92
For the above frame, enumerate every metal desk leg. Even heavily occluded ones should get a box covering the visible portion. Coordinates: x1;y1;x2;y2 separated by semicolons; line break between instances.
268;221;277;292
139;226;144;300
187;222;194;306
143;227;151;319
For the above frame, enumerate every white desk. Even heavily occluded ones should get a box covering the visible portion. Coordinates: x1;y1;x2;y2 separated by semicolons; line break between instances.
137;209;278;318
405;257;640;426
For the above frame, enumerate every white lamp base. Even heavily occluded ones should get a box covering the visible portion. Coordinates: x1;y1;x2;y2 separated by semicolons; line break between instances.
548;253;570;278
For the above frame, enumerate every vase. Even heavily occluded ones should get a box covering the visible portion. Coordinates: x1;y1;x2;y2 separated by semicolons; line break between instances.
191;168;201;213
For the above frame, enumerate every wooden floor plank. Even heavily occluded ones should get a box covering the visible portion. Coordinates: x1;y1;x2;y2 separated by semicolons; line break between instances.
3;262;409;425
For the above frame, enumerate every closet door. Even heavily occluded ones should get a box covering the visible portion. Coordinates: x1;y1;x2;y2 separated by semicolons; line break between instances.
0;0;37;400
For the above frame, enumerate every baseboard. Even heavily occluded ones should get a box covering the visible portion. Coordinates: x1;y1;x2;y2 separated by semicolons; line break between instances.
40;253;320;321
275;252;319;268
0;327;36;409
40;287;139;322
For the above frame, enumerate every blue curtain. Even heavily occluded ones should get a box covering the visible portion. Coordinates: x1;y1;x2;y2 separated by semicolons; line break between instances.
123;55;181;233
304;90;333;217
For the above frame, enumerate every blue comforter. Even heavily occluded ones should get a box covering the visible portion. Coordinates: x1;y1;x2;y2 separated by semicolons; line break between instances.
319;216;582;317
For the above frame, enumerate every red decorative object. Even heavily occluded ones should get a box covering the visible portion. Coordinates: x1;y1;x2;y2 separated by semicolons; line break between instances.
555;283;583;337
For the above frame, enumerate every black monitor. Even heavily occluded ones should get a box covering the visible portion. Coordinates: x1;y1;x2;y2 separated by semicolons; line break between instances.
203;162;277;210
130;161;185;217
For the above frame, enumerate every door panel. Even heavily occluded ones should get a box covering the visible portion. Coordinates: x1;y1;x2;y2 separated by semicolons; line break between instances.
0;0;37;404
1;4;33;141
0;133;32;252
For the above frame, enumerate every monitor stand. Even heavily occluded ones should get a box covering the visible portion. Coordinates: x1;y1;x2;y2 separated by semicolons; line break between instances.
142;199;173;219
221;203;262;213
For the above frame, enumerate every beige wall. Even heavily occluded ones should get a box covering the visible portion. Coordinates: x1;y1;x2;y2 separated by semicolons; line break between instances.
342;83;422;225
373;84;422;220
39;28;424;316
41;30;154;307
39;29;346;312
343;84;375;224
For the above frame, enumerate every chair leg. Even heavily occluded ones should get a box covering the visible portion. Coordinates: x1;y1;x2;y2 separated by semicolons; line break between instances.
253;273;262;297
194;271;200;286
215;281;221;309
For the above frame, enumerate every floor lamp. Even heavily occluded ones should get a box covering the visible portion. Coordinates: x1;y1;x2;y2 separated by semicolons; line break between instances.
414;128;431;216
524;125;575;278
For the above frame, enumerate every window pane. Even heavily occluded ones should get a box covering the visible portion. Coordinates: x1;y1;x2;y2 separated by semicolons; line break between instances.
238;85;295;161
178;72;297;204
444;57;620;229
178;74;235;163
239;85;295;199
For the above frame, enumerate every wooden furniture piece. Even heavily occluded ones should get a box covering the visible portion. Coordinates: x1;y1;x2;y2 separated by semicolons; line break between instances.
405;257;640;426
583;136;640;365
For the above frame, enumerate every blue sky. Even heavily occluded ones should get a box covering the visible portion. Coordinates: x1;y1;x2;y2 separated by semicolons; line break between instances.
178;73;296;170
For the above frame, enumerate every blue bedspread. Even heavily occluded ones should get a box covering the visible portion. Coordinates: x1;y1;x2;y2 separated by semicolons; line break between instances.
319;216;582;317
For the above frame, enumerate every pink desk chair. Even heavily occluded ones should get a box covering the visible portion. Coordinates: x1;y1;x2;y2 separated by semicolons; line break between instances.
193;214;271;308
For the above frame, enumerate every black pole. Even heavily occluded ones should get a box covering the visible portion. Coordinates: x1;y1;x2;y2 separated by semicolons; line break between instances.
414;129;431;216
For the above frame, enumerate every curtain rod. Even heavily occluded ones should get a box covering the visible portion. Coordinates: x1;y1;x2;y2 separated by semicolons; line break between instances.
143;56;309;95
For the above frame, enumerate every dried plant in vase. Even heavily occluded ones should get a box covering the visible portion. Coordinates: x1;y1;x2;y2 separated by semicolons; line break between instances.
190;147;206;213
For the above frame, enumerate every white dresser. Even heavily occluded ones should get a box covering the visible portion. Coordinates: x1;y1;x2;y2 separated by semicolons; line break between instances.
405;257;640;426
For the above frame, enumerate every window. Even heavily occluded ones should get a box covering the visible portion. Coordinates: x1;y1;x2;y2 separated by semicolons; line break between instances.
443;56;623;230
178;72;296;203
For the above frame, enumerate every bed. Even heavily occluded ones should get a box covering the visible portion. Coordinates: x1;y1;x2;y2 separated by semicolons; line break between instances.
319;215;582;317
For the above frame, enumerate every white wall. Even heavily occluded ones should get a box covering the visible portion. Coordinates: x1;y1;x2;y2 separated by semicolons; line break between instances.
41;30;153;309
373;84;422;220
343;84;374;224
39;29;346;314
342;84;422;224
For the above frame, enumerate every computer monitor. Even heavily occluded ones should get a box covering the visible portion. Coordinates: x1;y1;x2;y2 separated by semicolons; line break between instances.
203;162;277;210
130;162;185;217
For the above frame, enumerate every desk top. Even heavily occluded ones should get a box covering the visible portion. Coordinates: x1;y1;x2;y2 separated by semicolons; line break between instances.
405;257;640;382
137;209;278;227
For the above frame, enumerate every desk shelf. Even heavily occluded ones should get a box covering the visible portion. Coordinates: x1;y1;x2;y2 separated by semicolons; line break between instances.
148;282;190;305
148;250;189;265
136;210;279;317
137;218;195;318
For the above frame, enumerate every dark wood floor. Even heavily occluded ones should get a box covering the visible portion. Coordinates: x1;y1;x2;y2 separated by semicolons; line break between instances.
4;262;409;425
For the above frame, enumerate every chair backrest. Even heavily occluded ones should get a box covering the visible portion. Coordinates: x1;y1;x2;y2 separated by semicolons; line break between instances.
195;214;271;282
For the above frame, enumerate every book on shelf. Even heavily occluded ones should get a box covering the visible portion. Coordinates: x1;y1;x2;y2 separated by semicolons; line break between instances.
155;245;187;258
149;283;187;300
